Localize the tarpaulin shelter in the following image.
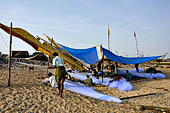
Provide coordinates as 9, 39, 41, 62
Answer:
57, 43, 162, 65
58, 44, 99, 65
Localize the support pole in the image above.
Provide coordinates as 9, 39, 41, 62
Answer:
108, 24, 110, 50
8, 22, 12, 87
101, 44, 104, 84
115, 62, 118, 74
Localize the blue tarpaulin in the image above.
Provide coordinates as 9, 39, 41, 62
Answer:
59, 44, 99, 65
57, 43, 162, 65
103, 48, 162, 64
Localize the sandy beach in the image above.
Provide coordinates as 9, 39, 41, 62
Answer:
0, 67, 170, 113
1, 0, 170, 112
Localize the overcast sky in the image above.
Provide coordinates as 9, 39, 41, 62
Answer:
0, 0, 170, 58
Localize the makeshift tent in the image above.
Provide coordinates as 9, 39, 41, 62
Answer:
56, 43, 162, 65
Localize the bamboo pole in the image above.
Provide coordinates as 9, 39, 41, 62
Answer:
120, 93, 156, 100
8, 22, 12, 86
101, 44, 104, 84
108, 24, 110, 50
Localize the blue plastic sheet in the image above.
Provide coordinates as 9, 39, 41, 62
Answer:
103, 48, 162, 64
59, 44, 99, 64
57, 43, 162, 65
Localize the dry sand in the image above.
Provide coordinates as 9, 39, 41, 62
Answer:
0, 67, 170, 113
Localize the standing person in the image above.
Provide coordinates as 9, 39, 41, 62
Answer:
96, 61, 101, 72
135, 64, 139, 72
49, 52, 67, 98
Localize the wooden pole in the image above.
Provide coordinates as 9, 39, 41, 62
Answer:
8, 22, 12, 87
108, 24, 110, 50
115, 62, 118, 74
46, 38, 53, 74
108, 36, 110, 51
120, 93, 157, 100
101, 44, 104, 84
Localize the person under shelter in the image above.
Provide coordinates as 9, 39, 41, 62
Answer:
47, 72, 57, 88
84, 75, 94, 86
135, 64, 139, 72
126, 70, 132, 80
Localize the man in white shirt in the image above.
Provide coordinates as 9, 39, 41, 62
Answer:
49, 52, 67, 98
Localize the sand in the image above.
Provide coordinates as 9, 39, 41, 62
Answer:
0, 67, 170, 113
